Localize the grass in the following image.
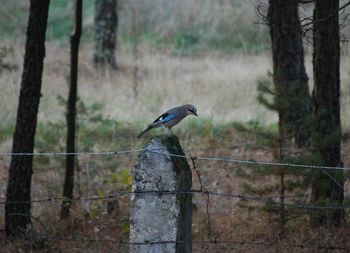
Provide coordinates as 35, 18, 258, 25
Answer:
2, 40, 350, 131
0, 1, 270, 53
1, 41, 350, 247
2, 1, 350, 251
0, 41, 278, 131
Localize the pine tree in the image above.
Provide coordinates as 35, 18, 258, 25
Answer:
239, 0, 315, 227
93, 0, 118, 69
268, 0, 311, 148
5, 0, 50, 237
61, 0, 83, 219
310, 0, 344, 226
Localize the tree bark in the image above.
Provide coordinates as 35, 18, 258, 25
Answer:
268, 0, 311, 147
311, 0, 344, 226
61, 0, 82, 219
5, 0, 50, 237
93, 0, 118, 69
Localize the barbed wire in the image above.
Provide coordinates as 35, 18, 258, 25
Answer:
0, 147, 346, 195
1, 190, 349, 210
0, 147, 349, 172
6, 235, 350, 252
2, 148, 350, 251
0, 149, 144, 157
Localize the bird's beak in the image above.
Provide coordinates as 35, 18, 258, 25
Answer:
189, 109, 198, 116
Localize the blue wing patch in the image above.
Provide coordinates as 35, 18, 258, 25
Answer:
153, 113, 177, 124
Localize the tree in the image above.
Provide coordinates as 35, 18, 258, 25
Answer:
247, 0, 312, 237
268, 0, 311, 148
5, 0, 50, 237
310, 0, 344, 226
61, 0, 82, 219
93, 0, 118, 69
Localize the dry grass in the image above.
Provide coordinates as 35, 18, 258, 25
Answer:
2, 41, 350, 252
1, 41, 278, 127
2, 41, 350, 127
1, 2, 350, 252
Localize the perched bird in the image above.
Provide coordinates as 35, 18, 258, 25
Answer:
137, 104, 198, 138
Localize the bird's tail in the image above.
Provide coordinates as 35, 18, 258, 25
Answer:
136, 126, 154, 138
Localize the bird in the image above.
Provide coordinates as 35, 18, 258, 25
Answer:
137, 104, 198, 138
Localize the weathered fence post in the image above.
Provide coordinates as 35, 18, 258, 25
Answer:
130, 134, 192, 253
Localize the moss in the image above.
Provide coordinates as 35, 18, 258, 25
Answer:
155, 134, 192, 252
156, 134, 191, 176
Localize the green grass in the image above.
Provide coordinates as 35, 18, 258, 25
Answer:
0, 1, 269, 53
0, 1, 95, 41
123, 27, 270, 55
46, 0, 94, 41
0, 115, 249, 155
0, 123, 14, 142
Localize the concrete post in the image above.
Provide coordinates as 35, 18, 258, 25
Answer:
130, 134, 192, 253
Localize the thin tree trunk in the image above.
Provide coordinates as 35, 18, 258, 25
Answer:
132, 7, 139, 97
279, 170, 285, 239
93, 0, 118, 69
5, 0, 50, 237
276, 123, 286, 239
268, 0, 311, 147
268, 0, 311, 235
61, 0, 82, 219
311, 0, 344, 226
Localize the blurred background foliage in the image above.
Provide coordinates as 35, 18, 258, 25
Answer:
0, 0, 270, 53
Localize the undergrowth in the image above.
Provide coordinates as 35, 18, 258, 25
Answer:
0, 1, 269, 54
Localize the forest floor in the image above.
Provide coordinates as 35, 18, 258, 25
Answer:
1, 42, 350, 252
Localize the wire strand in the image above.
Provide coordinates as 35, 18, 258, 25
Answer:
5, 236, 349, 251
1, 190, 349, 210
0, 147, 349, 171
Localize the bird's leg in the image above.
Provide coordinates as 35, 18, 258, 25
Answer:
160, 125, 167, 134
161, 125, 173, 135
166, 127, 174, 135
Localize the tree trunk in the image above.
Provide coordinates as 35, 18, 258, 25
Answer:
5, 0, 50, 237
311, 0, 344, 226
61, 0, 82, 219
268, 0, 311, 147
93, 0, 118, 69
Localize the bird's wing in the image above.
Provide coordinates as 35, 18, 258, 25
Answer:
152, 113, 177, 125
